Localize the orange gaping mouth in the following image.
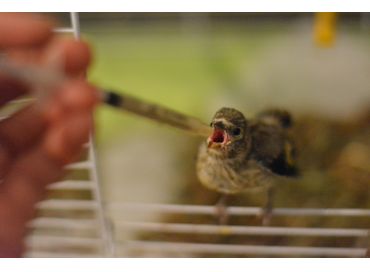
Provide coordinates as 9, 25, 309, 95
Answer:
208, 128, 229, 148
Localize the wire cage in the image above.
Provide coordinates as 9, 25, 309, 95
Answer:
21, 12, 114, 257
5, 12, 368, 258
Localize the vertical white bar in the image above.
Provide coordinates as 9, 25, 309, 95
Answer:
88, 144, 116, 256
70, 12, 81, 39
70, 12, 115, 256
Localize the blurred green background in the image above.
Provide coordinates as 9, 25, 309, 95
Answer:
85, 15, 287, 143
75, 13, 370, 141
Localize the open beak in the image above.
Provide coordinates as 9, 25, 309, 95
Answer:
207, 128, 230, 148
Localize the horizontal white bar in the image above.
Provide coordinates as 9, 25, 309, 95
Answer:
26, 235, 102, 248
29, 217, 98, 230
53, 27, 74, 33
65, 161, 93, 169
65, 161, 93, 170
37, 199, 98, 210
48, 180, 94, 190
119, 221, 369, 238
110, 203, 370, 217
123, 241, 367, 257
25, 251, 100, 258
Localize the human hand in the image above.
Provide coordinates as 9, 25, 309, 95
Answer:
0, 13, 99, 257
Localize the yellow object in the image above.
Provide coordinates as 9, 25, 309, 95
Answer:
219, 226, 232, 235
314, 12, 337, 47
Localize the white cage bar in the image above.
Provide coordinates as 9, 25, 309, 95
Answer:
121, 241, 367, 257
119, 221, 369, 237
112, 203, 370, 257
110, 202, 370, 217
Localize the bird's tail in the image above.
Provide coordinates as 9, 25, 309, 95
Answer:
256, 109, 293, 128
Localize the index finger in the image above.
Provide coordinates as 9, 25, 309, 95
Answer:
0, 13, 52, 49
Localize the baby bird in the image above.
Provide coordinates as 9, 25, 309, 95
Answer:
196, 107, 298, 225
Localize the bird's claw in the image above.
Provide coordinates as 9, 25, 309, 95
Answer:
260, 186, 274, 226
261, 208, 273, 226
215, 202, 229, 225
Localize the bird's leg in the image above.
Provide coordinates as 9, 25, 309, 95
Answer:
215, 194, 229, 225
261, 186, 275, 226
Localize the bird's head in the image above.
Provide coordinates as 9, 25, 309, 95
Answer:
207, 107, 250, 157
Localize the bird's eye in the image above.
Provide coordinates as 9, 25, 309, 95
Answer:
210, 122, 213, 127
231, 127, 241, 136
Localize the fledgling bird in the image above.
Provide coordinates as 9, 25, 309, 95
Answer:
196, 107, 298, 225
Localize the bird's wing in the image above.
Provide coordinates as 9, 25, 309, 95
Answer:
256, 109, 293, 128
249, 122, 299, 177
